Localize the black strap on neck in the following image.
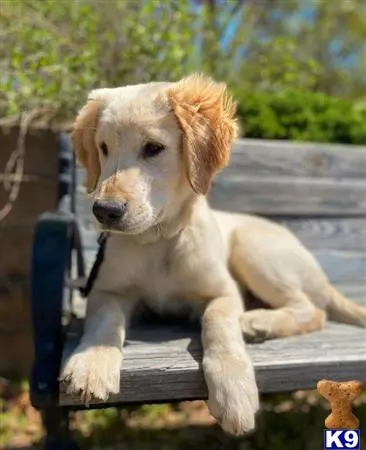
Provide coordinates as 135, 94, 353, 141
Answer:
80, 232, 109, 298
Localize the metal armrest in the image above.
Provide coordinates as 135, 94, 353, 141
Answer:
30, 211, 84, 409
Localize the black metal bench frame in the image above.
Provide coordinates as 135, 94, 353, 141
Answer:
30, 134, 85, 449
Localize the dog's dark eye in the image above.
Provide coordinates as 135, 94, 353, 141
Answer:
142, 142, 165, 159
100, 142, 108, 157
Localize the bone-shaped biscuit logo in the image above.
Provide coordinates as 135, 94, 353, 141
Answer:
317, 379, 364, 429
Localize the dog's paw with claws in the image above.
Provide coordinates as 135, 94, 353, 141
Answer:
203, 352, 260, 436
60, 345, 122, 404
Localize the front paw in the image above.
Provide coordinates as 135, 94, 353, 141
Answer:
61, 345, 122, 403
203, 353, 259, 436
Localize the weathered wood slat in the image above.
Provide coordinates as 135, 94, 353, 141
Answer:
0, 179, 59, 226
0, 125, 60, 177
77, 188, 366, 222
210, 175, 366, 216
74, 139, 366, 218
73, 140, 366, 182
78, 218, 366, 252
60, 322, 366, 406
230, 139, 366, 179
0, 227, 35, 274
312, 250, 365, 284
75, 181, 366, 220
276, 217, 366, 251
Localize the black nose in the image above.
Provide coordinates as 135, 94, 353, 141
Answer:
92, 199, 127, 225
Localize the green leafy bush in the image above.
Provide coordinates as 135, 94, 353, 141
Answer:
1, 1, 365, 144
235, 89, 366, 144
0, 0, 196, 120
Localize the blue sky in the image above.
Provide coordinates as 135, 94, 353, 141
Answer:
193, 1, 361, 69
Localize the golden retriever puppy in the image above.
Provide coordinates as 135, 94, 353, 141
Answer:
62, 74, 366, 436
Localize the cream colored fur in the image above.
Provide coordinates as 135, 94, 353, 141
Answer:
62, 74, 366, 436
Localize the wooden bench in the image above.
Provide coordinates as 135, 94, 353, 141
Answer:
30, 137, 366, 449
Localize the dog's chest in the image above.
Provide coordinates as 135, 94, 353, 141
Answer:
100, 233, 216, 314
136, 245, 200, 313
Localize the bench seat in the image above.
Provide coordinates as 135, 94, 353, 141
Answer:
31, 137, 366, 420
60, 320, 366, 407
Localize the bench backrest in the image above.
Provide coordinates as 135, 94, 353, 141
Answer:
211, 139, 366, 216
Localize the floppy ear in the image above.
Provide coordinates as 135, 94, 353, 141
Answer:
71, 96, 103, 193
167, 74, 238, 195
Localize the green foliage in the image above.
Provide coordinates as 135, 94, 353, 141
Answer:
235, 89, 366, 144
0, 0, 197, 119
1, 0, 365, 145
198, 0, 366, 99
234, 37, 322, 93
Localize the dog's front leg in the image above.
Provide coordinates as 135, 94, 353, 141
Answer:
201, 292, 259, 436
61, 291, 136, 403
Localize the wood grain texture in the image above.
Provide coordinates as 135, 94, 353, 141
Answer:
77, 182, 366, 218
0, 227, 37, 275
210, 175, 366, 216
212, 140, 366, 216
80, 169, 364, 217
74, 138, 366, 218
73, 139, 366, 181
76, 176, 366, 219
0, 179, 59, 226
0, 125, 60, 177
0, 277, 33, 377
59, 322, 366, 406
312, 250, 365, 284
276, 217, 366, 251
230, 139, 366, 179
78, 218, 366, 252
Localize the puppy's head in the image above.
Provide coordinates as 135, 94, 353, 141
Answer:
72, 74, 238, 234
